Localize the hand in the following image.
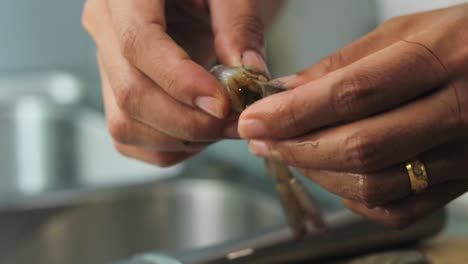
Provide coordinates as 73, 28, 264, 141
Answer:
239, 4, 468, 228
82, 0, 278, 166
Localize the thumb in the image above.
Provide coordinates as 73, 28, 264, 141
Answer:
209, 0, 268, 73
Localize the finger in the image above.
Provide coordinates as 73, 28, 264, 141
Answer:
275, 27, 399, 88
92, 3, 229, 141
114, 142, 195, 168
298, 140, 468, 207
101, 55, 227, 142
240, 39, 449, 139
248, 81, 463, 172
108, 0, 230, 118
343, 180, 468, 229
210, 0, 268, 72
98, 56, 211, 152
271, 6, 457, 88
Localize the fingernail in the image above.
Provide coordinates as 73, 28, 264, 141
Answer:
223, 121, 240, 138
272, 74, 298, 87
238, 118, 268, 138
249, 140, 270, 157
375, 206, 391, 215
242, 50, 269, 76
195, 96, 223, 119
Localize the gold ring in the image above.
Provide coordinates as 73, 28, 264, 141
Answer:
405, 159, 429, 194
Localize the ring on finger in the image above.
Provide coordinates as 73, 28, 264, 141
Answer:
405, 159, 429, 194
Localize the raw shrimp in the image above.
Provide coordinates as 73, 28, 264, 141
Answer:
211, 65, 326, 238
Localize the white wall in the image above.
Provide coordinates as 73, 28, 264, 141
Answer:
0, 0, 376, 75
0, 0, 102, 107
377, 0, 468, 22
267, 0, 377, 77
0, 0, 95, 73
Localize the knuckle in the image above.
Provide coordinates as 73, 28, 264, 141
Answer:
114, 78, 141, 115
119, 24, 140, 62
108, 115, 131, 144
281, 94, 303, 134
356, 175, 378, 205
317, 50, 346, 74
331, 73, 376, 120
343, 131, 380, 172
230, 15, 265, 46
163, 74, 177, 95
163, 60, 189, 96
400, 39, 447, 80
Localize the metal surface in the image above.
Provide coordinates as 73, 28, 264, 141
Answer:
120, 210, 445, 264
0, 72, 181, 209
0, 178, 284, 264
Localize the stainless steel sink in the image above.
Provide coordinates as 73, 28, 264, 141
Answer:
0, 177, 284, 264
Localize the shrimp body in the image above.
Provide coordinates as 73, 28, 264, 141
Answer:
211, 65, 326, 238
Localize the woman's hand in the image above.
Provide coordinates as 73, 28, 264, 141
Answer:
239, 4, 468, 228
82, 0, 279, 166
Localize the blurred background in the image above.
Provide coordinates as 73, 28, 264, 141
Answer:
0, 1, 467, 264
